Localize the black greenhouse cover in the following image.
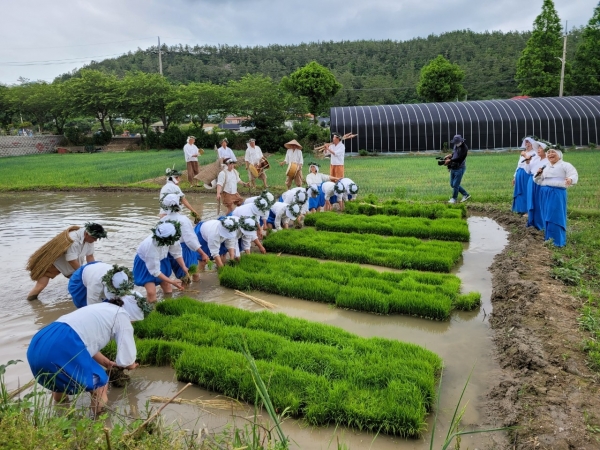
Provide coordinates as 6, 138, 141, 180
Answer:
330, 96, 600, 152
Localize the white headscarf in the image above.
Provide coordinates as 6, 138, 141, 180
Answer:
162, 193, 181, 208
546, 148, 563, 159
156, 222, 176, 238
122, 292, 144, 321
521, 137, 537, 150
285, 203, 302, 220
537, 141, 547, 150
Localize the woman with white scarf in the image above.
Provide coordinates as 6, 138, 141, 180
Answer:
523, 141, 548, 230
534, 148, 578, 247
512, 137, 538, 214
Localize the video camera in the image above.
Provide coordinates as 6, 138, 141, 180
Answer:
435, 156, 450, 166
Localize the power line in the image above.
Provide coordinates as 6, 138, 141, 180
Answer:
0, 37, 157, 51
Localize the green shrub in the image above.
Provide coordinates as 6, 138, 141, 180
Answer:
262, 228, 464, 273
304, 213, 470, 241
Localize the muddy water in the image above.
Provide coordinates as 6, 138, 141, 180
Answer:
0, 192, 508, 449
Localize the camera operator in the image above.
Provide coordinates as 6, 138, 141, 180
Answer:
444, 135, 471, 204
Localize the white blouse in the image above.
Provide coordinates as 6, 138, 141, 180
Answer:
161, 212, 201, 252
218, 146, 236, 162
136, 235, 182, 277
53, 228, 95, 277
245, 146, 263, 165
57, 302, 136, 367
199, 220, 237, 257
269, 202, 290, 230
281, 187, 306, 205
183, 143, 199, 162
217, 169, 241, 194
159, 181, 185, 215
524, 155, 548, 175
284, 149, 303, 165
306, 172, 330, 185
514, 150, 536, 177
534, 160, 578, 188
81, 262, 113, 305
327, 142, 345, 165
321, 181, 338, 201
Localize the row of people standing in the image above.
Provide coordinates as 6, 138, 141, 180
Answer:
512, 137, 578, 247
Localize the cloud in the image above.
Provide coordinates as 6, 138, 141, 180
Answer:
0, 0, 596, 84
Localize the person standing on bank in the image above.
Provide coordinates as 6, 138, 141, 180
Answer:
217, 158, 250, 215
524, 141, 548, 230
183, 136, 201, 188
444, 135, 470, 204
26, 223, 107, 301
217, 138, 236, 165
533, 148, 578, 247
280, 139, 304, 188
245, 138, 268, 188
512, 137, 538, 214
323, 133, 345, 178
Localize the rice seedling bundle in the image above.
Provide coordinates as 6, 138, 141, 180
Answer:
304, 213, 469, 241
344, 200, 465, 219
112, 298, 442, 437
262, 228, 464, 273
218, 254, 479, 319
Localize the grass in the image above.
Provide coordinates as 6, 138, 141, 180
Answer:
344, 199, 466, 219
117, 298, 443, 437
263, 228, 464, 272
0, 150, 598, 212
304, 212, 470, 242
219, 254, 480, 320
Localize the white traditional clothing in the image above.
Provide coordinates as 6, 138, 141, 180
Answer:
136, 236, 182, 278
284, 148, 303, 165
80, 262, 112, 306
327, 142, 345, 166
217, 169, 242, 194
524, 155, 547, 175
183, 143, 199, 162
231, 203, 263, 222
534, 160, 578, 188
268, 202, 291, 231
306, 172, 330, 185
321, 181, 338, 202
159, 180, 185, 215
245, 144, 263, 166
218, 146, 236, 162
198, 220, 238, 258
53, 228, 95, 277
281, 187, 308, 205
56, 302, 136, 367
161, 212, 201, 252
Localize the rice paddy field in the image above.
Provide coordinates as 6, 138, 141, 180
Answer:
0, 149, 598, 211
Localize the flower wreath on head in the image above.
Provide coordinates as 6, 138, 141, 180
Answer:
294, 189, 308, 204
260, 190, 276, 207
135, 293, 153, 318
220, 216, 239, 233
254, 195, 270, 212
308, 161, 320, 172
287, 202, 302, 219
165, 165, 182, 178
101, 264, 135, 298
334, 182, 345, 195
160, 193, 182, 213
84, 222, 108, 239
348, 183, 359, 194
151, 220, 182, 246
307, 185, 319, 198
239, 216, 258, 232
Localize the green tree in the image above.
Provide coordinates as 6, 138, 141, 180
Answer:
0, 85, 16, 134
416, 55, 466, 102
174, 82, 231, 127
8, 82, 55, 133
67, 70, 120, 133
515, 0, 567, 97
281, 61, 341, 121
572, 2, 600, 95
47, 82, 73, 135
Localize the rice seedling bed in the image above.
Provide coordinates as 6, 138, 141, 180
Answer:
263, 228, 464, 272
304, 213, 470, 242
116, 298, 442, 437
219, 254, 480, 319
344, 200, 466, 219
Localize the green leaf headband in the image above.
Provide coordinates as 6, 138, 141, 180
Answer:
260, 190, 276, 207
294, 189, 308, 204
287, 202, 302, 219
334, 182, 345, 195
84, 222, 107, 239
254, 195, 271, 212
160, 193, 182, 213
220, 216, 239, 233
151, 220, 182, 246
239, 216, 258, 232
101, 264, 135, 298
136, 294, 153, 318
348, 183, 359, 194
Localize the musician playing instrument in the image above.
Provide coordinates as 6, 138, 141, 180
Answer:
217, 159, 249, 215
280, 139, 303, 188
218, 138, 237, 166
323, 133, 345, 178
244, 139, 268, 188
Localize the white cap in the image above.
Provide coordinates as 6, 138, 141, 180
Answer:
286, 203, 302, 220
111, 271, 129, 289
156, 222, 176, 238
122, 292, 144, 321
239, 217, 258, 236
162, 193, 180, 208
218, 216, 238, 239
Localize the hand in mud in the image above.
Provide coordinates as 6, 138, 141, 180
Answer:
172, 279, 184, 290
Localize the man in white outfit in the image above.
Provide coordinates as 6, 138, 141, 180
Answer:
245, 139, 268, 188
183, 136, 201, 187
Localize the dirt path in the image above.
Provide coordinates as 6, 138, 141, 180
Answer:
473, 205, 600, 450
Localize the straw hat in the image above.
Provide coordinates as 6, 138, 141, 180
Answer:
284, 139, 302, 149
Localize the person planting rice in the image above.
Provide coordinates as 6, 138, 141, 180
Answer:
338, 177, 359, 211
523, 140, 548, 230
534, 147, 578, 247
133, 221, 186, 303
159, 167, 200, 219
194, 216, 240, 268
26, 288, 150, 417
233, 195, 271, 239
305, 162, 335, 212
266, 202, 302, 231
280, 139, 304, 188
237, 216, 267, 255
68, 262, 129, 308
26, 222, 107, 302
321, 180, 346, 211
306, 184, 322, 213
280, 186, 309, 221
217, 158, 250, 215
160, 194, 209, 282
512, 137, 538, 214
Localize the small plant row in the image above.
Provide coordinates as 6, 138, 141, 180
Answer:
304, 213, 470, 242
263, 228, 464, 272
111, 298, 443, 437
344, 199, 466, 219
219, 254, 480, 319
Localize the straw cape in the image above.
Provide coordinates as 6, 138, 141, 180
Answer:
26, 226, 81, 281
284, 139, 302, 149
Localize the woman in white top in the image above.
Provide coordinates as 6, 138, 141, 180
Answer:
321, 180, 346, 211
512, 137, 538, 214
524, 141, 548, 230
339, 177, 359, 210
133, 221, 185, 303
183, 136, 201, 187
217, 138, 236, 165
280, 139, 304, 188
534, 148, 578, 247
159, 167, 199, 218
266, 202, 302, 231
233, 196, 270, 239
217, 159, 250, 214
27, 290, 148, 415
68, 261, 114, 308
194, 217, 240, 268
237, 216, 267, 255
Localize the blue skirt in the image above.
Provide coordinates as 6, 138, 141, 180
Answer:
27, 322, 108, 394
267, 210, 277, 226
278, 195, 284, 202
512, 168, 529, 214
539, 186, 568, 247
194, 222, 228, 259
168, 242, 198, 279
133, 255, 172, 286
308, 183, 326, 210
526, 177, 544, 230
68, 261, 101, 308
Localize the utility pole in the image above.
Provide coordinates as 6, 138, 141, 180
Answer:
558, 21, 567, 97
158, 36, 163, 76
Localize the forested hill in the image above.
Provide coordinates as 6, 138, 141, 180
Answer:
59, 29, 581, 106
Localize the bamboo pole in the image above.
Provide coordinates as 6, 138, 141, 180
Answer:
234, 290, 277, 309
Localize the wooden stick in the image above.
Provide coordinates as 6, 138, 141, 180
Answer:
8, 379, 35, 399
234, 290, 277, 309
149, 395, 245, 411
124, 382, 192, 439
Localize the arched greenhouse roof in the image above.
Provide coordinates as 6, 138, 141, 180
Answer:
330, 96, 600, 152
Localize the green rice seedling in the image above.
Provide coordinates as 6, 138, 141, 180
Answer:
219, 254, 477, 319
343, 200, 465, 219
453, 292, 482, 311
304, 213, 470, 241
263, 228, 464, 273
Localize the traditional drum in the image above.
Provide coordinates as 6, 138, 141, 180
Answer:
256, 156, 270, 174
248, 164, 259, 178
286, 162, 300, 178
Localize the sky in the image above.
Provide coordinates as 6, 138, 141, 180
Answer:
0, 0, 597, 85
